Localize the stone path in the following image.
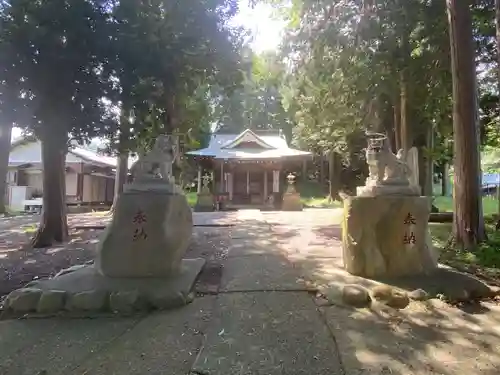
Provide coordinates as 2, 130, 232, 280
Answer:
2, 209, 500, 374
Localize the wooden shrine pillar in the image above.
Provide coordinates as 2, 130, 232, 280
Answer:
263, 170, 268, 200
272, 170, 280, 193
246, 170, 250, 195
220, 162, 224, 193
197, 167, 202, 194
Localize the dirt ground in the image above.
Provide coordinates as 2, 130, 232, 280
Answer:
0, 213, 232, 298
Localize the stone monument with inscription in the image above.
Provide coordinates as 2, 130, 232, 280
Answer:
3, 135, 205, 316
342, 133, 438, 278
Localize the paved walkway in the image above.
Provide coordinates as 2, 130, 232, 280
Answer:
1, 209, 500, 375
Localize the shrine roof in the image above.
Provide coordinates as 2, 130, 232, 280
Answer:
186, 129, 312, 160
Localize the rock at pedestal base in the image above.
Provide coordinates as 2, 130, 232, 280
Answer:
3, 259, 205, 316
282, 192, 303, 211
96, 189, 192, 278
342, 196, 438, 278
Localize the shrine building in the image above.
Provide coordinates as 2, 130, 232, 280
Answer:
186, 129, 312, 208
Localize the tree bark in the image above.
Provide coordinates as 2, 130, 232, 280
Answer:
423, 126, 434, 196
302, 159, 308, 180
447, 0, 487, 247
110, 152, 128, 212
393, 93, 402, 150
328, 151, 341, 201
495, 0, 500, 223
31, 132, 68, 248
319, 153, 325, 185
0, 123, 13, 213
441, 162, 450, 196
400, 74, 411, 150
399, 17, 412, 151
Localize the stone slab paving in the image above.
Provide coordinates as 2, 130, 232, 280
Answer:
220, 255, 308, 292
0, 317, 140, 375
322, 300, 500, 375
2, 209, 500, 375
192, 291, 343, 375
75, 297, 216, 375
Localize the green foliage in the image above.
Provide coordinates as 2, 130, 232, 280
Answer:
0, 0, 113, 143
432, 221, 500, 269
214, 49, 292, 137
1, 0, 244, 150
101, 0, 245, 153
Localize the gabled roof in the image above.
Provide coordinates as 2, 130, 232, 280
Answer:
9, 136, 137, 169
186, 128, 312, 160
220, 129, 274, 149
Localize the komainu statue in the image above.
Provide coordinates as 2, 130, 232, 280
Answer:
357, 133, 420, 197
128, 135, 181, 192
133, 135, 177, 184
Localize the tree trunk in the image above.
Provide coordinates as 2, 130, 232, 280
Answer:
495, 0, 500, 224
0, 123, 13, 213
110, 152, 128, 213
328, 151, 341, 201
302, 159, 308, 180
31, 132, 68, 248
394, 94, 402, 150
447, 0, 487, 247
424, 126, 434, 196
399, 19, 412, 151
319, 154, 325, 185
442, 162, 450, 196
400, 75, 411, 151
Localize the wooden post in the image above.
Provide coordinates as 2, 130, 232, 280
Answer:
197, 167, 202, 194
273, 170, 280, 193
229, 172, 233, 201
263, 170, 268, 202
220, 163, 224, 193
246, 169, 250, 195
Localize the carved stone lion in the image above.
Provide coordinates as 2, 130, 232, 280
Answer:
365, 138, 410, 186
133, 135, 178, 184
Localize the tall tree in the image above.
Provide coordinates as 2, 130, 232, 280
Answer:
0, 0, 115, 247
447, 0, 487, 246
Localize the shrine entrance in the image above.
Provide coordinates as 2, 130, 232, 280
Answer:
186, 129, 312, 210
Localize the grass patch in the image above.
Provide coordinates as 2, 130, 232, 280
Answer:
22, 224, 38, 234
296, 180, 342, 208
185, 191, 197, 207
430, 221, 500, 280
434, 196, 499, 216
300, 196, 342, 208
183, 182, 343, 209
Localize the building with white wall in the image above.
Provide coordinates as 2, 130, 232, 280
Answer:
6, 137, 123, 211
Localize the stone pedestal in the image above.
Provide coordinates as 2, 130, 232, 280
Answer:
194, 188, 214, 212
3, 136, 206, 317
281, 191, 303, 211
342, 196, 438, 278
96, 189, 193, 278
281, 174, 303, 211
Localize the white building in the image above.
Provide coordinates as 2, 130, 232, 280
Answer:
6, 137, 128, 211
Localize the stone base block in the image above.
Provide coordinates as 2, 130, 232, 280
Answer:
3, 259, 205, 317
342, 196, 438, 278
96, 190, 193, 278
194, 193, 215, 212
282, 192, 303, 211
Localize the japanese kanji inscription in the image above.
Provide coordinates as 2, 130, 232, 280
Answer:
403, 212, 416, 244
133, 209, 148, 241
